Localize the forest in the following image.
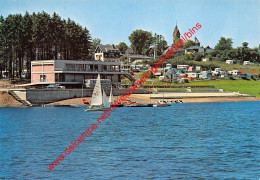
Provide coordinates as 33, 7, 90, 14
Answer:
0, 11, 92, 79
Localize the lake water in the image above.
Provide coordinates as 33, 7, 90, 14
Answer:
0, 101, 259, 179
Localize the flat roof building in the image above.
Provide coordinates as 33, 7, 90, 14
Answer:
31, 60, 126, 87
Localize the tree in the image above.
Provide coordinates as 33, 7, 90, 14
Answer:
174, 37, 181, 45
194, 53, 203, 61
182, 40, 195, 49
117, 42, 128, 54
154, 34, 167, 55
214, 37, 233, 51
242, 42, 249, 48
92, 38, 101, 51
129, 29, 153, 54
0, 12, 92, 79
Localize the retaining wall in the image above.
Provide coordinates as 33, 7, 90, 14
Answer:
24, 88, 150, 104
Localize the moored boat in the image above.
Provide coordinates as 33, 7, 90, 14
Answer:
153, 103, 170, 107
85, 74, 110, 111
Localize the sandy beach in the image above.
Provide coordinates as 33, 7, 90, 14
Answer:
48, 94, 260, 106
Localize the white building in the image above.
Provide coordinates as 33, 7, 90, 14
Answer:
94, 44, 121, 61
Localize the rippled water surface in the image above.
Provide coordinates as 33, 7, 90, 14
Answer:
0, 101, 259, 179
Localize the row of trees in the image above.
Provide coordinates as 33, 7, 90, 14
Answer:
210, 37, 260, 63
171, 37, 260, 63
0, 11, 92, 79
123, 29, 260, 64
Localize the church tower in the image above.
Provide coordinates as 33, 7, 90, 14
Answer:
173, 25, 180, 44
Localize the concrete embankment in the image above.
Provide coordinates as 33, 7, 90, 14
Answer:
1, 86, 259, 107
10, 88, 151, 105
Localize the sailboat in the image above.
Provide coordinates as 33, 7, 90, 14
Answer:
108, 86, 124, 107
85, 74, 110, 111
108, 86, 114, 104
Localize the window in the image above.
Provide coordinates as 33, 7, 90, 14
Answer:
40, 75, 46, 82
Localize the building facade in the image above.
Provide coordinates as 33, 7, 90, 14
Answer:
94, 44, 121, 61
31, 60, 125, 87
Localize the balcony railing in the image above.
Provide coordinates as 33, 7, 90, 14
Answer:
55, 68, 64, 71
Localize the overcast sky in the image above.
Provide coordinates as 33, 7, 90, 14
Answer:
1, 0, 259, 48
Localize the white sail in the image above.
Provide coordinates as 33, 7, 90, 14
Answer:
108, 86, 115, 103
102, 89, 110, 108
90, 74, 102, 106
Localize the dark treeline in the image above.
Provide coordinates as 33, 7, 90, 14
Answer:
0, 11, 92, 79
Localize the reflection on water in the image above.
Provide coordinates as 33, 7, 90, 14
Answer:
0, 101, 259, 179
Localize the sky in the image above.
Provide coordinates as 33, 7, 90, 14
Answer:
0, 0, 260, 48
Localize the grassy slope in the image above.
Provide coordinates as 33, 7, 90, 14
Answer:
186, 79, 260, 97
122, 75, 260, 97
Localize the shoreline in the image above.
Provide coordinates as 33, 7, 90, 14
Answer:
40, 95, 260, 106
0, 92, 259, 107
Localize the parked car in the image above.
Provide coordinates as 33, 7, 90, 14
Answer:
45, 84, 65, 89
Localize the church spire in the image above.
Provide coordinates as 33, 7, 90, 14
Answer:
173, 23, 180, 44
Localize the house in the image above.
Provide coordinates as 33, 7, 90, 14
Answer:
204, 46, 214, 53
185, 37, 213, 54
122, 47, 152, 63
124, 47, 134, 56
186, 45, 205, 53
29, 59, 126, 88
94, 44, 121, 61
162, 47, 185, 57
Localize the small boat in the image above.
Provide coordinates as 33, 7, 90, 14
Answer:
122, 97, 138, 105
82, 99, 90, 104
157, 100, 171, 104
153, 88, 170, 107
175, 99, 183, 103
153, 103, 170, 107
156, 100, 183, 104
85, 74, 110, 111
